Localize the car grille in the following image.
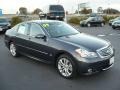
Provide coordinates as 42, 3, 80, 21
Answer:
0, 25, 7, 27
97, 45, 113, 58
89, 59, 110, 71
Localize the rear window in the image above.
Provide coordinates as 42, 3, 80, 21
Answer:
50, 5, 64, 11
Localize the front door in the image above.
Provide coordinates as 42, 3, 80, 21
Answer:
28, 23, 50, 61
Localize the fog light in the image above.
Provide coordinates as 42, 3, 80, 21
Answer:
88, 69, 92, 73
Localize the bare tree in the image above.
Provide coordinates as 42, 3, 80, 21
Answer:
19, 7, 28, 15
32, 8, 42, 15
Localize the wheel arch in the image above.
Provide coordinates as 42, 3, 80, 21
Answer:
54, 50, 75, 67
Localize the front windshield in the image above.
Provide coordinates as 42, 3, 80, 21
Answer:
86, 17, 94, 21
41, 22, 80, 38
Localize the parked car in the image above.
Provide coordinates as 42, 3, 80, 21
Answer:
109, 17, 120, 26
80, 17, 105, 27
5, 20, 114, 78
0, 18, 11, 32
39, 5, 65, 21
112, 20, 120, 29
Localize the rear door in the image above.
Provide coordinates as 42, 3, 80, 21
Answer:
15, 23, 31, 54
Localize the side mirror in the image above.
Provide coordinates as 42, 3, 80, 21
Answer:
35, 34, 47, 41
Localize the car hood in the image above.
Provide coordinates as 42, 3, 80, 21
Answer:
56, 33, 109, 51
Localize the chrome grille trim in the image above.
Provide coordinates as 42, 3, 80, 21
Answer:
97, 45, 113, 58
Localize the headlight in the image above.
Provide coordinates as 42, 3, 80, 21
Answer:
80, 21, 83, 24
75, 48, 98, 58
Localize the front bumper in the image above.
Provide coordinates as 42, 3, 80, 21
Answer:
112, 25, 120, 28
76, 56, 114, 75
0, 26, 10, 32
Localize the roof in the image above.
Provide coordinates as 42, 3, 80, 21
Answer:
27, 20, 62, 24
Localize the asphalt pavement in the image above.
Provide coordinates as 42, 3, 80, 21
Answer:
0, 25, 120, 90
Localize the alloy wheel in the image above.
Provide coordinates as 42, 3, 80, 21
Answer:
10, 43, 17, 56
58, 58, 73, 77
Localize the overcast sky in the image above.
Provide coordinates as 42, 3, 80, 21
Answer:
0, 0, 120, 14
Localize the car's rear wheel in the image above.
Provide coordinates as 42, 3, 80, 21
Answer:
56, 54, 77, 78
101, 23, 104, 27
9, 42, 19, 57
87, 23, 91, 27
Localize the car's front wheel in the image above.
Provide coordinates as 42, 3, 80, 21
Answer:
112, 26, 116, 29
56, 54, 77, 78
9, 42, 19, 57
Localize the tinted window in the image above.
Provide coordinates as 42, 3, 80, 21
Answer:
30, 23, 44, 37
50, 5, 64, 11
17, 24, 28, 35
41, 22, 79, 38
0, 19, 8, 23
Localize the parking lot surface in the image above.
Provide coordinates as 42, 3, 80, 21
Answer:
0, 25, 120, 90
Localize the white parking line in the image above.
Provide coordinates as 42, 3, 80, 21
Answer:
97, 34, 106, 37
97, 33, 120, 37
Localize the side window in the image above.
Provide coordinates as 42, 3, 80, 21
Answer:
30, 23, 44, 37
17, 24, 28, 35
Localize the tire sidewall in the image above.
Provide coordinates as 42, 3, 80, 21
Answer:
101, 23, 104, 27
9, 42, 18, 57
56, 54, 77, 78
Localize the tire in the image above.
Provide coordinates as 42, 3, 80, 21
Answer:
109, 23, 111, 26
101, 23, 104, 27
112, 26, 116, 29
9, 42, 19, 57
87, 23, 91, 27
56, 54, 77, 78
80, 24, 84, 27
